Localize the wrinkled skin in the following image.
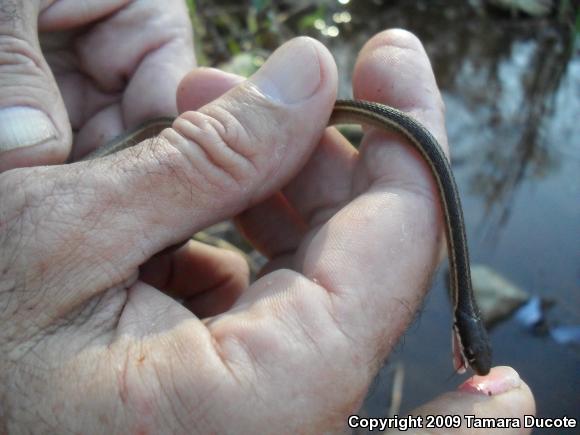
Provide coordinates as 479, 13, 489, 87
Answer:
0, 1, 534, 434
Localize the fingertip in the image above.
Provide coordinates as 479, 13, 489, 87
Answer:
352, 28, 447, 151
249, 36, 337, 105
410, 366, 535, 434
0, 25, 72, 170
459, 366, 521, 396
180, 244, 250, 318
352, 28, 442, 111
359, 28, 425, 58
300, 36, 339, 99
142, 240, 250, 318
178, 36, 338, 115
458, 365, 536, 415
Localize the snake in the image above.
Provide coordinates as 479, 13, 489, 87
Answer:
82, 99, 492, 376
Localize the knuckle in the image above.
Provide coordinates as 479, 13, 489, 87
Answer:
170, 108, 261, 191
0, 34, 47, 85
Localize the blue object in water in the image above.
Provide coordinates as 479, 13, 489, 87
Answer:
550, 326, 580, 345
514, 296, 543, 327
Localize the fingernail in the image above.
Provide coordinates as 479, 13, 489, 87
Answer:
250, 37, 322, 104
0, 106, 57, 152
458, 366, 521, 396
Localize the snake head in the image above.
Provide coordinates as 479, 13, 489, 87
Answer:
453, 309, 492, 376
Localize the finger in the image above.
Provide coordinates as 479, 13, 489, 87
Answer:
179, 68, 314, 259
236, 128, 357, 260
74, 0, 194, 122
387, 367, 535, 435
48, 1, 195, 159
298, 30, 450, 360
179, 68, 311, 262
5, 37, 337, 324
354, 29, 448, 151
140, 240, 249, 318
0, 1, 71, 172
281, 128, 358, 225
71, 67, 240, 160
235, 192, 308, 258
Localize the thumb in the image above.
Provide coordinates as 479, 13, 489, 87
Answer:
388, 367, 535, 435
0, 1, 70, 172
4, 37, 337, 323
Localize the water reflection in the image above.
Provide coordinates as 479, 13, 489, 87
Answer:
323, 1, 577, 233
460, 30, 572, 229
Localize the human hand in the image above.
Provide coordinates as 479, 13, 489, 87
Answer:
185, 30, 536, 434
0, 1, 534, 431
